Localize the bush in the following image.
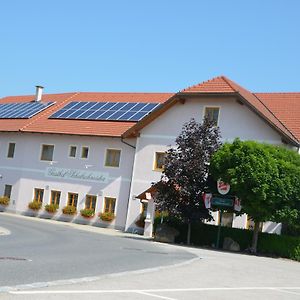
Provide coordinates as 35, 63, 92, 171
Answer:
291, 245, 300, 261
28, 201, 42, 210
99, 212, 115, 222
0, 196, 10, 206
45, 203, 59, 213
258, 232, 300, 261
80, 208, 95, 218
62, 205, 77, 215
154, 216, 300, 261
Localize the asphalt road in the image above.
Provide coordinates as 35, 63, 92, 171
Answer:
0, 214, 195, 288
1, 214, 300, 300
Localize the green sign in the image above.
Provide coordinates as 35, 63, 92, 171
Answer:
211, 197, 233, 207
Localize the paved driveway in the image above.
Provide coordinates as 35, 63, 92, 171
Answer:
0, 213, 195, 289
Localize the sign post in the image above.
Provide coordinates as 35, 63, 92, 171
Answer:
203, 182, 241, 249
216, 210, 223, 249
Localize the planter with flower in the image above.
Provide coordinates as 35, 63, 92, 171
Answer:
80, 208, 95, 218
45, 203, 59, 213
62, 205, 77, 215
0, 196, 10, 207
99, 212, 115, 222
28, 200, 42, 211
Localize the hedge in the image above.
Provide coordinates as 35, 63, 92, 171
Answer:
154, 216, 300, 261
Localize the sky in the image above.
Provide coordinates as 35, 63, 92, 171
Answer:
1, 0, 300, 97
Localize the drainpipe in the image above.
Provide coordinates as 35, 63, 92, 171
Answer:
121, 137, 136, 232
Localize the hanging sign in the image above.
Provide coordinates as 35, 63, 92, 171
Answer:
211, 197, 234, 207
217, 180, 230, 195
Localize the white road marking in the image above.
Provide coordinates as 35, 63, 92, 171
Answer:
9, 286, 300, 295
0, 256, 200, 293
137, 291, 178, 300
275, 288, 300, 296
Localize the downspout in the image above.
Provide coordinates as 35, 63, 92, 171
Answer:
121, 136, 136, 232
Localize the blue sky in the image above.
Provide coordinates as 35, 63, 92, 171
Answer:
1, 0, 300, 97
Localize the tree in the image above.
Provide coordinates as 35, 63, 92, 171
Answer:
155, 118, 221, 244
210, 139, 300, 252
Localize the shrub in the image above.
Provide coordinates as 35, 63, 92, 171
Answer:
258, 232, 300, 261
0, 196, 10, 206
291, 245, 300, 262
45, 203, 59, 213
99, 212, 115, 222
80, 208, 95, 218
62, 205, 77, 215
28, 201, 42, 210
154, 216, 300, 261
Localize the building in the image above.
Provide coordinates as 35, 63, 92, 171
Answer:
0, 76, 299, 235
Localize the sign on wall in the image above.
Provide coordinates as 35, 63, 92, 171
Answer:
45, 167, 109, 183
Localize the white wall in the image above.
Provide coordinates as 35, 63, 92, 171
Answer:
125, 96, 284, 231
0, 132, 136, 230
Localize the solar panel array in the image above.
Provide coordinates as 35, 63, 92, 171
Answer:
0, 102, 54, 119
49, 102, 161, 121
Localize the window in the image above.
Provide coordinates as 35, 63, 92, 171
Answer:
154, 152, 165, 171
68, 192, 78, 208
105, 149, 121, 167
104, 197, 116, 214
34, 188, 44, 203
85, 195, 97, 211
7, 143, 15, 158
4, 184, 12, 198
50, 190, 61, 205
41, 144, 54, 161
69, 146, 77, 158
204, 107, 220, 125
81, 146, 89, 159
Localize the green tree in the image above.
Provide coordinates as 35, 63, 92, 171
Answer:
155, 118, 221, 244
210, 139, 300, 252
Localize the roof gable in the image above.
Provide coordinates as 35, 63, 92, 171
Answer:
123, 76, 299, 146
181, 76, 236, 93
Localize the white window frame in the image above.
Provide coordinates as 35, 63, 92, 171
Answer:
80, 146, 89, 159
7, 141, 16, 159
203, 106, 221, 126
104, 148, 122, 168
68, 145, 77, 158
40, 144, 55, 162
153, 151, 166, 172
102, 196, 117, 215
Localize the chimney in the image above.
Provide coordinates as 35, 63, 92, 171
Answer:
35, 85, 44, 102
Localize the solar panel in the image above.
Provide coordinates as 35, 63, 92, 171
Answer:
49, 102, 161, 122
0, 102, 54, 119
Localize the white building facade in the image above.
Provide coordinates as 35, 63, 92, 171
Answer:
0, 76, 299, 235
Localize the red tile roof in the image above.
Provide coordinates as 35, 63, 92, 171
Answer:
0, 78, 299, 146
255, 93, 300, 141
0, 92, 173, 137
181, 76, 236, 93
